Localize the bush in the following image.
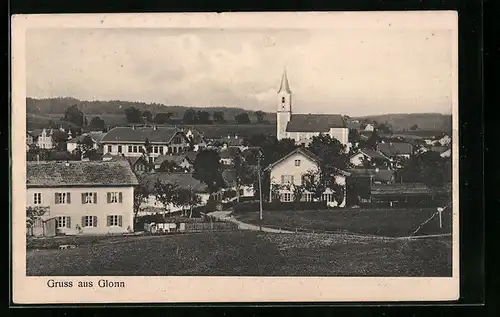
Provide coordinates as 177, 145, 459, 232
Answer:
233, 201, 327, 213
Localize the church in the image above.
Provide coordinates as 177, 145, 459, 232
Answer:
276, 70, 350, 152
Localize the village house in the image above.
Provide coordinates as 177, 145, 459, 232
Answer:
26, 160, 138, 235
100, 126, 191, 164
221, 169, 256, 201
29, 128, 56, 149
184, 128, 208, 151
67, 131, 106, 153
275, 70, 350, 152
376, 142, 413, 168
349, 149, 391, 168
265, 148, 350, 207
154, 154, 193, 171
364, 124, 375, 132
138, 172, 211, 215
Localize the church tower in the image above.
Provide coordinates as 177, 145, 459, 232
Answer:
276, 69, 292, 140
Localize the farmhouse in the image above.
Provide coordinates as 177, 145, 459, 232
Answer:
265, 147, 350, 207
26, 160, 138, 235
67, 131, 106, 153
101, 126, 190, 163
138, 172, 211, 215
349, 149, 391, 168
276, 70, 349, 151
376, 142, 413, 167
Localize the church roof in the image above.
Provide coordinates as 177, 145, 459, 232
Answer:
285, 114, 346, 132
278, 69, 291, 94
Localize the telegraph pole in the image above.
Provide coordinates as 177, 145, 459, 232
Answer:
257, 153, 263, 231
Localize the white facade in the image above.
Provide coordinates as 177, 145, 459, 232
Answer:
268, 150, 347, 207
27, 186, 135, 235
364, 124, 374, 132
35, 129, 54, 149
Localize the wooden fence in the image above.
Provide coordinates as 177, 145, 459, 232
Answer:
143, 221, 238, 234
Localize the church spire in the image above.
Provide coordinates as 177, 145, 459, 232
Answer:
278, 68, 291, 94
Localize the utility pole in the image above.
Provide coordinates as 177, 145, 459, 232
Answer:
257, 153, 263, 231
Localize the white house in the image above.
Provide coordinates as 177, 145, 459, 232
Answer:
66, 131, 106, 153
100, 126, 191, 164
26, 160, 138, 235
29, 128, 55, 149
184, 128, 208, 152
364, 124, 375, 132
349, 149, 391, 168
138, 172, 211, 215
265, 148, 350, 207
275, 70, 350, 152
437, 134, 451, 146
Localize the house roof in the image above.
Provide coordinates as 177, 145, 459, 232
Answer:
354, 149, 391, 161
286, 114, 346, 132
184, 151, 198, 162
376, 142, 413, 157
126, 156, 146, 167
154, 155, 190, 166
265, 147, 321, 170
101, 126, 184, 144
429, 146, 449, 154
371, 183, 452, 196
348, 168, 395, 183
219, 147, 241, 159
68, 131, 106, 144
139, 172, 208, 193
27, 160, 139, 187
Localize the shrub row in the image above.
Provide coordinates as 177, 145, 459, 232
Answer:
233, 201, 328, 213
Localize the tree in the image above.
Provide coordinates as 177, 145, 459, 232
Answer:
154, 180, 180, 215
232, 152, 257, 202
124, 107, 143, 123
234, 112, 251, 124
410, 124, 419, 131
175, 187, 202, 218
142, 110, 153, 122
261, 137, 297, 167
377, 123, 392, 134
213, 111, 226, 123
419, 151, 448, 200
365, 130, 381, 150
75, 135, 96, 159
159, 160, 181, 172
153, 112, 172, 124
90, 116, 106, 131
307, 134, 349, 171
141, 138, 153, 171
63, 105, 85, 126
301, 169, 326, 202
348, 128, 361, 145
196, 110, 212, 124
51, 130, 69, 151
133, 184, 149, 222
182, 109, 197, 124
26, 206, 47, 235
254, 111, 265, 123
193, 149, 225, 194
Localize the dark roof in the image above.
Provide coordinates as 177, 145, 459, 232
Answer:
376, 142, 413, 156
101, 126, 184, 144
286, 114, 346, 132
348, 168, 395, 183
219, 147, 241, 159
346, 121, 362, 130
154, 155, 190, 166
126, 156, 146, 167
27, 160, 139, 187
184, 151, 198, 162
355, 149, 390, 161
371, 183, 452, 196
68, 132, 106, 144
429, 146, 449, 154
30, 128, 54, 138
139, 172, 208, 193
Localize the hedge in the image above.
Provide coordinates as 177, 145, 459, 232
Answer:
233, 201, 328, 213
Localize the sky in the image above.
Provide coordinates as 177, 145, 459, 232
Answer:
26, 27, 453, 116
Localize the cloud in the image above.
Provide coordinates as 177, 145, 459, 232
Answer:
26, 28, 453, 116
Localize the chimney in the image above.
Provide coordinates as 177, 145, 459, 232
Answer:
153, 125, 157, 131
132, 125, 135, 130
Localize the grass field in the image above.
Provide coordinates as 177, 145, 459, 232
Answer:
233, 208, 452, 237
26, 231, 452, 276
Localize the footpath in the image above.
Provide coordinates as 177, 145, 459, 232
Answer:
207, 210, 294, 234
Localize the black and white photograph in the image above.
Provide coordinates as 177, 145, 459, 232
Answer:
12, 12, 459, 303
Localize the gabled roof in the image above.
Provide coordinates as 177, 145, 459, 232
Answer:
286, 114, 346, 132
101, 126, 184, 144
27, 160, 139, 187
67, 131, 106, 144
139, 172, 208, 193
126, 156, 146, 167
376, 142, 413, 156
348, 168, 395, 183
352, 149, 391, 161
154, 155, 190, 166
265, 148, 321, 171
30, 128, 54, 138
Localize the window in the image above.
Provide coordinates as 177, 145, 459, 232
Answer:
136, 163, 145, 172
302, 193, 312, 202
133, 146, 138, 153
118, 145, 122, 153
159, 147, 164, 155
107, 192, 123, 204
57, 216, 71, 228
128, 145, 132, 152
55, 192, 71, 204
33, 193, 42, 205
239, 189, 244, 196
281, 97, 285, 103
82, 216, 97, 227
107, 215, 123, 227
294, 159, 301, 166
107, 145, 112, 153
322, 193, 333, 202
280, 175, 294, 184
153, 146, 159, 154
81, 192, 97, 204
282, 192, 292, 202
168, 147, 172, 154
149, 157, 154, 164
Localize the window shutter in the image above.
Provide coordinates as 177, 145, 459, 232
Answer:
107, 193, 111, 203
93, 216, 98, 227
67, 193, 71, 204
119, 216, 123, 227
54, 193, 59, 204
107, 216, 111, 227
81, 216, 85, 227
94, 193, 97, 204
81, 193, 85, 204
67, 217, 71, 228
119, 192, 123, 203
